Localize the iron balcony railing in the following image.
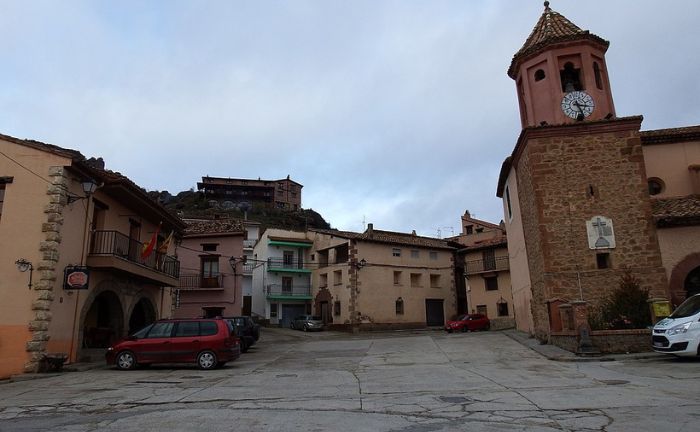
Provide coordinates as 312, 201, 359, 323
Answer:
89, 230, 180, 278
266, 284, 311, 297
242, 263, 255, 275
267, 258, 311, 272
465, 256, 510, 275
179, 274, 224, 290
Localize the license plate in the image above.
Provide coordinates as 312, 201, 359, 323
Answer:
653, 342, 663, 347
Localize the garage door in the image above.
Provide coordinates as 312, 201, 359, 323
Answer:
425, 299, 445, 327
281, 304, 307, 328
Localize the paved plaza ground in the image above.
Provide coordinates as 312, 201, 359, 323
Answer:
1, 327, 698, 431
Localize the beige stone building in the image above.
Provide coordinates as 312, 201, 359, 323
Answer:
310, 225, 457, 330
450, 212, 514, 330
644, 127, 700, 305
0, 133, 184, 378
198, 175, 302, 211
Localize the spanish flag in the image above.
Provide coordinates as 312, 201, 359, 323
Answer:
141, 223, 161, 260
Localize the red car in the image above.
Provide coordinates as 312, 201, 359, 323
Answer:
106, 318, 241, 370
445, 314, 491, 333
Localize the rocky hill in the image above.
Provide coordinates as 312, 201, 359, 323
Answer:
148, 189, 331, 232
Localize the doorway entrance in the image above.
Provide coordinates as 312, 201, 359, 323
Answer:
685, 267, 700, 298
128, 298, 156, 335
425, 299, 445, 327
83, 291, 124, 348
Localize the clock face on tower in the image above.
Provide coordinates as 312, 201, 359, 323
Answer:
561, 91, 595, 119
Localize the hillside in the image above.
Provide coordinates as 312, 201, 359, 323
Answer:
148, 189, 331, 232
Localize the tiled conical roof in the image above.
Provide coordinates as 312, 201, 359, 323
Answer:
507, 2, 609, 78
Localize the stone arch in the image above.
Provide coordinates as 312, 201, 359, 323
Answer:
314, 288, 333, 324
668, 252, 700, 306
127, 297, 158, 335
81, 290, 124, 348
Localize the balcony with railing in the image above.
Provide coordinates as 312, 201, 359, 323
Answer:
465, 256, 510, 275
87, 230, 180, 286
242, 263, 255, 276
178, 274, 225, 290
243, 239, 256, 249
267, 258, 312, 273
265, 283, 312, 300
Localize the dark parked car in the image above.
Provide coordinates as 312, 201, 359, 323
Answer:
445, 314, 491, 333
225, 316, 260, 353
106, 318, 240, 370
290, 315, 324, 331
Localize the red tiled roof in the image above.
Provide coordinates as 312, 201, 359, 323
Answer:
0, 131, 185, 231
311, 227, 454, 250
652, 195, 700, 227
508, 2, 609, 78
641, 125, 700, 145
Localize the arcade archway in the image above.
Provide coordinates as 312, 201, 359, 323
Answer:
128, 297, 157, 335
82, 291, 124, 348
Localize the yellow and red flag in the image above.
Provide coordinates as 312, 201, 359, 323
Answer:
157, 230, 174, 255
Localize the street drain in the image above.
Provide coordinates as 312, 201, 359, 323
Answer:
181, 376, 204, 379
439, 396, 470, 403
275, 374, 298, 378
599, 379, 629, 385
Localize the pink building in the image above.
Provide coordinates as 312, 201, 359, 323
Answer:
174, 219, 245, 318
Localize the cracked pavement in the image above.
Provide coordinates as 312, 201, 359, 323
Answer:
0, 328, 698, 431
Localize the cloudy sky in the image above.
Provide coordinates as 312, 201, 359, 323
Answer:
1, 1, 699, 237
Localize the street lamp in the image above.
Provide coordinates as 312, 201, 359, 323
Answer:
15, 258, 33, 289
67, 178, 99, 204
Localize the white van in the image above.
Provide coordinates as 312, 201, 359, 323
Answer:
652, 294, 700, 357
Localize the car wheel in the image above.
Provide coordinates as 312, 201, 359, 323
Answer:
116, 351, 136, 370
197, 350, 218, 370
240, 339, 249, 353
446, 329, 453, 333
303, 324, 308, 332
461, 326, 468, 333
484, 323, 491, 331
290, 323, 295, 330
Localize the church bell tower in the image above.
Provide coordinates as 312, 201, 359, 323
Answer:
508, 1, 616, 128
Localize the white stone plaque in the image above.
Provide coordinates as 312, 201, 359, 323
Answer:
586, 216, 615, 249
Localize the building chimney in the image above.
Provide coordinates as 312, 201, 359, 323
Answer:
367, 223, 373, 236
411, 230, 417, 236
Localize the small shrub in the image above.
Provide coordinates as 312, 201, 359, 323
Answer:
596, 271, 651, 330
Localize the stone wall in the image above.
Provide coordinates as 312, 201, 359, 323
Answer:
514, 119, 669, 341
551, 329, 651, 354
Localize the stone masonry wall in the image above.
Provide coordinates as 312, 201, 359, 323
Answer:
515, 142, 550, 340
25, 166, 67, 372
516, 121, 668, 340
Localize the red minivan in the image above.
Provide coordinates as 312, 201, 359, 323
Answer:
106, 318, 240, 370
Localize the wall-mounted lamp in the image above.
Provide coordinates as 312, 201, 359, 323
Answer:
353, 258, 367, 270
15, 258, 34, 289
67, 178, 99, 204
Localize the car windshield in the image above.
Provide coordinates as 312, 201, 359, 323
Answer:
457, 315, 468, 321
131, 324, 153, 339
310, 316, 322, 321
669, 295, 700, 319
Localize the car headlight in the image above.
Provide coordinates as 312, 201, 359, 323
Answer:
107, 347, 114, 351
667, 322, 692, 336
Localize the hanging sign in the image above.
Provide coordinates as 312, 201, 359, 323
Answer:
64, 266, 90, 290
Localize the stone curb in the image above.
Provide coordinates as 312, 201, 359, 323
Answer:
503, 330, 668, 362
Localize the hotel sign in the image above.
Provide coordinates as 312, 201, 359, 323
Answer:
64, 266, 90, 290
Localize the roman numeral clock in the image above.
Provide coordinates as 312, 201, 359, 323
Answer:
561, 90, 595, 120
